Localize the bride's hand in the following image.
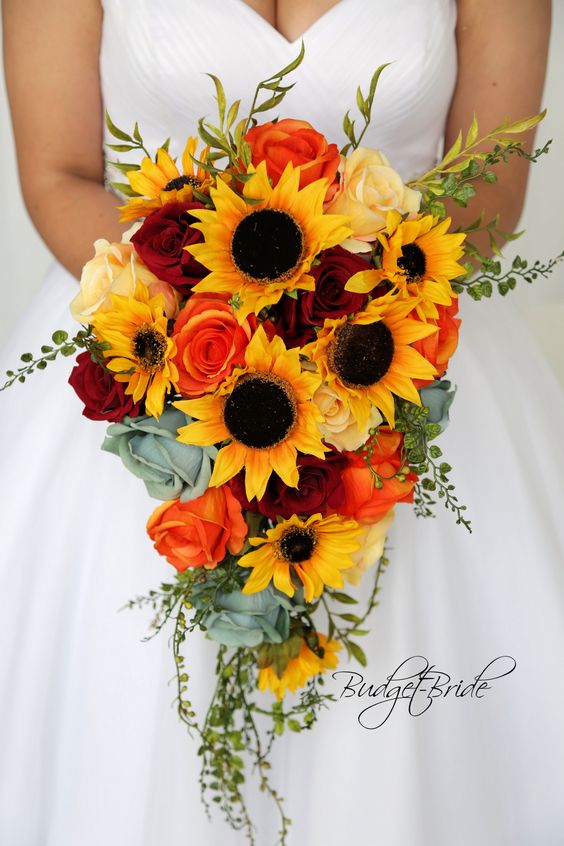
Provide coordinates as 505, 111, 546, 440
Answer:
2, 0, 125, 280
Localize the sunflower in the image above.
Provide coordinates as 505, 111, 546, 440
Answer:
174, 326, 327, 501
345, 210, 466, 320
238, 512, 361, 602
119, 137, 211, 222
303, 291, 439, 428
258, 633, 341, 700
184, 161, 352, 320
90, 283, 178, 419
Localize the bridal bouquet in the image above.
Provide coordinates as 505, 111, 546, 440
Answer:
2, 46, 560, 844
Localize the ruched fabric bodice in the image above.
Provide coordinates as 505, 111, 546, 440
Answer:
100, 0, 457, 182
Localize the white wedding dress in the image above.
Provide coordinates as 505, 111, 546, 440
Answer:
2, 1, 564, 844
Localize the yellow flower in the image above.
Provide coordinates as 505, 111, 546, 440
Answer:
258, 633, 341, 700
91, 283, 178, 418
175, 326, 328, 501
344, 510, 395, 586
304, 291, 438, 428
326, 147, 421, 252
346, 211, 466, 320
184, 161, 352, 320
119, 137, 211, 222
238, 512, 361, 602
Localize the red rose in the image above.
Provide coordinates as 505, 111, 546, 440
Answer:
230, 451, 349, 519
245, 119, 340, 194
131, 202, 208, 293
69, 352, 141, 422
274, 247, 370, 348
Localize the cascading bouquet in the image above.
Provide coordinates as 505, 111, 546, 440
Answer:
2, 46, 562, 844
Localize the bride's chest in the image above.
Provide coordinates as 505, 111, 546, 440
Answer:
238, 0, 342, 43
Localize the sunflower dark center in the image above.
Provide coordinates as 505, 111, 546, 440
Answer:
132, 325, 168, 372
330, 322, 395, 387
231, 209, 304, 284
164, 174, 200, 191
223, 374, 297, 449
278, 527, 316, 564
397, 242, 426, 281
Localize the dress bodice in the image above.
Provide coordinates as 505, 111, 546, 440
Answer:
100, 0, 457, 181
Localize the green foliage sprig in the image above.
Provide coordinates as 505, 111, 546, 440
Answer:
0, 329, 95, 391
452, 251, 564, 301
340, 63, 390, 156
395, 401, 471, 531
125, 540, 389, 845
104, 112, 172, 197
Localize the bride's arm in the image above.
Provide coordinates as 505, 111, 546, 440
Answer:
444, 0, 551, 254
2, 0, 124, 280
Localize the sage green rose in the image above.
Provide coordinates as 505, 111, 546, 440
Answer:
102, 407, 217, 501
190, 583, 305, 648
419, 379, 456, 433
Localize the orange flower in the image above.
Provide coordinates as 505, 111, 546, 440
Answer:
146, 487, 247, 572
172, 295, 254, 397
412, 301, 461, 388
245, 118, 340, 195
340, 430, 417, 522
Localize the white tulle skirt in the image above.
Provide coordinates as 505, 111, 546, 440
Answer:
1, 261, 564, 846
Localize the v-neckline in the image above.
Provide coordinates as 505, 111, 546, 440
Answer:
232, 0, 347, 46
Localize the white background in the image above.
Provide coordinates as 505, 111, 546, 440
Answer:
1, 3, 563, 384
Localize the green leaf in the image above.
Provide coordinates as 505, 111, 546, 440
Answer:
226, 99, 240, 131
496, 109, 546, 135
331, 592, 359, 605
133, 121, 143, 143
106, 143, 139, 153
274, 41, 306, 79
105, 111, 133, 142
254, 91, 287, 114
206, 74, 227, 127
465, 113, 479, 148
109, 161, 140, 174
348, 641, 367, 667
110, 182, 140, 198
20, 352, 33, 363
338, 613, 362, 624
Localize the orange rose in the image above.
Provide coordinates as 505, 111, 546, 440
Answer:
412, 301, 461, 388
147, 486, 248, 572
340, 431, 417, 522
172, 295, 254, 397
245, 119, 340, 194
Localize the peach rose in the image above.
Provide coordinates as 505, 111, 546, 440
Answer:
326, 147, 421, 252
172, 295, 254, 397
340, 430, 417, 521
245, 118, 340, 194
313, 384, 383, 452
70, 239, 180, 322
344, 510, 395, 586
146, 486, 247, 572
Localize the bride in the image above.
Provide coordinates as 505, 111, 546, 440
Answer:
2, 1, 563, 844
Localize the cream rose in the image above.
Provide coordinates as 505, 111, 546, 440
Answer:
70, 239, 179, 323
313, 384, 383, 452
344, 510, 395, 586
326, 147, 421, 252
